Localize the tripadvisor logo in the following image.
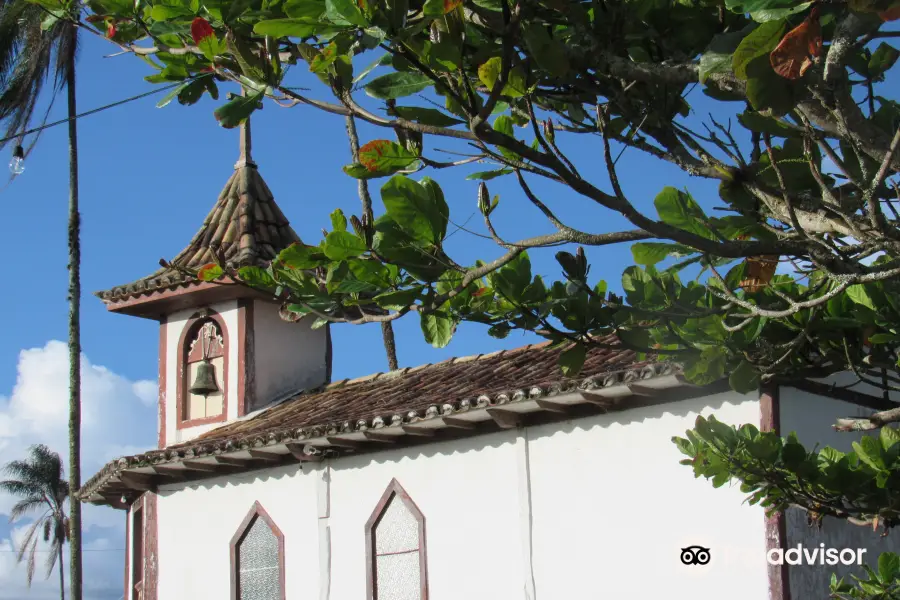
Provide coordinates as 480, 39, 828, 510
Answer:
768, 544, 868, 566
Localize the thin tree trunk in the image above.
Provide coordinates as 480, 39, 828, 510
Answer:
57, 534, 65, 600
344, 115, 400, 371
381, 322, 399, 371
65, 24, 82, 600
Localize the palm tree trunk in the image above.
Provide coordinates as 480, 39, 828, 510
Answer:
64, 23, 82, 600
58, 537, 65, 600
343, 115, 399, 371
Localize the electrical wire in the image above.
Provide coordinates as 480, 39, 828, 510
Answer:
0, 82, 184, 146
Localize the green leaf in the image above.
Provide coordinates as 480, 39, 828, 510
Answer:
381, 175, 445, 245
522, 23, 569, 76
214, 90, 263, 129
631, 242, 695, 266
353, 53, 392, 84
343, 163, 396, 179
466, 169, 513, 181
392, 106, 463, 127
364, 72, 433, 99
847, 284, 876, 311
750, 1, 811, 22
156, 81, 192, 108
879, 553, 900, 582
330, 208, 347, 232
699, 29, 749, 83
420, 311, 455, 347
238, 266, 276, 288
149, 4, 193, 19
654, 187, 717, 241
277, 243, 328, 269
477, 57, 528, 98
358, 140, 418, 173
869, 43, 900, 77
253, 18, 347, 37
732, 21, 786, 81
325, 0, 368, 26
745, 55, 798, 116
324, 231, 367, 260
196, 32, 225, 62
559, 343, 587, 376
729, 360, 760, 394
374, 287, 423, 309
737, 111, 802, 138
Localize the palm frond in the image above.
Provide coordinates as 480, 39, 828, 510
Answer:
44, 535, 61, 579
0, 479, 42, 499
0, 3, 75, 152
8, 497, 46, 521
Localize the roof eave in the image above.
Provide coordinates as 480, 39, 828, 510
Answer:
96, 278, 274, 320
79, 365, 709, 508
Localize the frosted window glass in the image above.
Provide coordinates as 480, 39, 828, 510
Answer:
376, 551, 420, 600
375, 496, 419, 554
373, 493, 422, 600
238, 516, 279, 600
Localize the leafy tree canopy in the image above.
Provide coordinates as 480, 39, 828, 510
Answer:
27, 0, 900, 593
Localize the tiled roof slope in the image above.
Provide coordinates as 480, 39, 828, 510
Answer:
80, 336, 683, 502
181, 335, 646, 447
96, 163, 300, 303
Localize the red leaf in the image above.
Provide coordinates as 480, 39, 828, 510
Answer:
359, 140, 392, 172
770, 7, 822, 80
106, 21, 117, 38
443, 0, 462, 12
197, 263, 223, 281
881, 4, 900, 19
472, 287, 489, 297
190, 17, 215, 44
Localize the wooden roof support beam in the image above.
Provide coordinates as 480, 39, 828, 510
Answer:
534, 399, 571, 414
326, 437, 366, 450
579, 391, 613, 410
99, 493, 130, 510
119, 471, 159, 492
363, 431, 399, 443
247, 449, 284, 463
215, 456, 263, 469
183, 459, 243, 474
627, 384, 659, 397
150, 465, 187, 481
401, 425, 436, 437
486, 407, 522, 429
284, 443, 323, 462
442, 417, 478, 430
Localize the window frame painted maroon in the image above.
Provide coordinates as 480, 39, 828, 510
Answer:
364, 479, 429, 600
229, 501, 286, 600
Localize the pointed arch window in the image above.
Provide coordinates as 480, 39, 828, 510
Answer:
230, 502, 285, 600
365, 479, 428, 600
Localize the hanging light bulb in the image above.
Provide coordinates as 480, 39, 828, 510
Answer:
8, 145, 24, 176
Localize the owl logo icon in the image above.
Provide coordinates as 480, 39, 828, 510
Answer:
681, 546, 711, 565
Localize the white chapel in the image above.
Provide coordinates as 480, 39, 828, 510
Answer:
81, 122, 900, 600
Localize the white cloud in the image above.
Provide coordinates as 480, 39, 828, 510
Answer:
0, 340, 156, 600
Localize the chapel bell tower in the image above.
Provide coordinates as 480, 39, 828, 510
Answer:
95, 114, 331, 447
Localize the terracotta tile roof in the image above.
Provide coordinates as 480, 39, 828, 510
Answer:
95, 163, 300, 303
79, 337, 686, 503
185, 336, 645, 446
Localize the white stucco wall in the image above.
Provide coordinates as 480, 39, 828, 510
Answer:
149, 389, 773, 600
527, 390, 769, 600
251, 298, 328, 411
164, 300, 239, 446
779, 386, 900, 600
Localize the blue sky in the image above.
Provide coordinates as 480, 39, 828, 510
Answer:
0, 28, 726, 599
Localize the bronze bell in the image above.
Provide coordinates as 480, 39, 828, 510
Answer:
189, 359, 219, 397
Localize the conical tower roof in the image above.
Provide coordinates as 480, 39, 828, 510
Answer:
96, 118, 300, 311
